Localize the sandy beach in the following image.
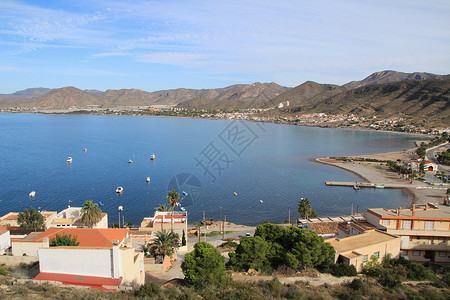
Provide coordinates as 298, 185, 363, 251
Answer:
316, 146, 448, 206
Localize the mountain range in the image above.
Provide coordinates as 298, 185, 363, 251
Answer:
1, 71, 449, 125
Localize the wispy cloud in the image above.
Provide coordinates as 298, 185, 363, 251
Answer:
0, 0, 448, 93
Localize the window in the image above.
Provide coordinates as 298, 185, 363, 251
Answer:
439, 252, 446, 257
382, 219, 390, 226
403, 220, 412, 230
413, 250, 420, 256
425, 221, 434, 231
438, 239, 444, 245
373, 252, 380, 259
363, 255, 368, 262
400, 250, 408, 257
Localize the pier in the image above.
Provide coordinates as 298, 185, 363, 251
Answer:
325, 180, 447, 190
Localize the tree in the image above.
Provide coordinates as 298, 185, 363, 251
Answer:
182, 229, 186, 246
181, 242, 226, 288
80, 200, 102, 228
232, 223, 335, 273
298, 197, 318, 219
155, 204, 170, 212
17, 207, 44, 231
49, 233, 80, 247
148, 230, 180, 263
167, 190, 180, 232
228, 236, 270, 272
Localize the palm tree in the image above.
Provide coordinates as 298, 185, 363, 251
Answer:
298, 197, 318, 219
80, 200, 102, 228
155, 204, 170, 212
149, 230, 180, 262
167, 190, 180, 232
17, 207, 45, 231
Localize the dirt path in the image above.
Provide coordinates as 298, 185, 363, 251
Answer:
231, 272, 356, 286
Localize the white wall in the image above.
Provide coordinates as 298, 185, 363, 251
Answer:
0, 231, 10, 254
39, 248, 116, 278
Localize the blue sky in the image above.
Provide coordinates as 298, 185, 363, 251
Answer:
0, 0, 449, 94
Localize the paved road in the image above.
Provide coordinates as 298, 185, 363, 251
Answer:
426, 142, 449, 175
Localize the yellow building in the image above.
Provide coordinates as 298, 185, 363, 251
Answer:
367, 203, 450, 264
327, 229, 401, 272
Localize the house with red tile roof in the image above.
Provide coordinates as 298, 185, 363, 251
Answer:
29, 228, 144, 289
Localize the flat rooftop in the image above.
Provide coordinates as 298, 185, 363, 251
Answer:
327, 230, 399, 254
369, 203, 450, 219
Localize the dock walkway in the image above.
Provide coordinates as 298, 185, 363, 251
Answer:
325, 180, 447, 190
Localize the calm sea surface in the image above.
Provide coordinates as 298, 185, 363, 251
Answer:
0, 113, 417, 226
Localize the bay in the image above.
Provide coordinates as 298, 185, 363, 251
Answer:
0, 113, 417, 226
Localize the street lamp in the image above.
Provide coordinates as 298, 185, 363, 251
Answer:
118, 206, 123, 228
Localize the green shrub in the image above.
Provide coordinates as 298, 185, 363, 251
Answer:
0, 266, 8, 276
135, 282, 161, 298
380, 271, 402, 290
325, 263, 357, 277
182, 242, 226, 288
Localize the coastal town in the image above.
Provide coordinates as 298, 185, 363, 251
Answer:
0, 134, 449, 297
3, 104, 449, 135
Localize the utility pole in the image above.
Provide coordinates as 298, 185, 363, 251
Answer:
223, 215, 226, 240
288, 208, 291, 224
219, 207, 222, 239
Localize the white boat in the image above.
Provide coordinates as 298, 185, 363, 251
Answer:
150, 154, 156, 160
67, 157, 72, 163
375, 185, 385, 189
29, 191, 36, 197
128, 159, 133, 163
259, 200, 263, 204
146, 177, 151, 182
116, 187, 123, 193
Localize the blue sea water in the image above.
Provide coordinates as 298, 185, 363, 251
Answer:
0, 113, 417, 226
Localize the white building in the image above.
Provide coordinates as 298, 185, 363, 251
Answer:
46, 206, 108, 229
0, 230, 10, 255
32, 228, 144, 289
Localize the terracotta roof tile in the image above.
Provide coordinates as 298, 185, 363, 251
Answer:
30, 228, 128, 247
308, 222, 340, 235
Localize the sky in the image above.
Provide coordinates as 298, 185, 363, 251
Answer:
0, 0, 449, 94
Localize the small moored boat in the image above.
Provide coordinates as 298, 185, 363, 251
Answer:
116, 187, 123, 193
353, 184, 360, 190
67, 157, 72, 163
128, 159, 133, 163
29, 191, 36, 197
150, 154, 156, 160
375, 185, 385, 189
146, 177, 151, 182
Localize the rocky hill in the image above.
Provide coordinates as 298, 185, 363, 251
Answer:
310, 78, 450, 124
0, 88, 51, 106
343, 70, 444, 89
3, 82, 289, 109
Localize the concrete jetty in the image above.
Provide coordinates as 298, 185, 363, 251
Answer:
325, 180, 446, 190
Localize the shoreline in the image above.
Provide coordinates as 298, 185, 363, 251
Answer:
315, 157, 419, 204
1, 111, 436, 139
315, 147, 448, 206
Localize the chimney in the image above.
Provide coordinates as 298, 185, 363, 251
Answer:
412, 211, 415, 217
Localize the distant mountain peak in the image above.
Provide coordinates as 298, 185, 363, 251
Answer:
344, 70, 440, 89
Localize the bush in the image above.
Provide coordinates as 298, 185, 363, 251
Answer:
181, 242, 226, 288
135, 282, 161, 298
324, 263, 357, 277
380, 272, 402, 290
